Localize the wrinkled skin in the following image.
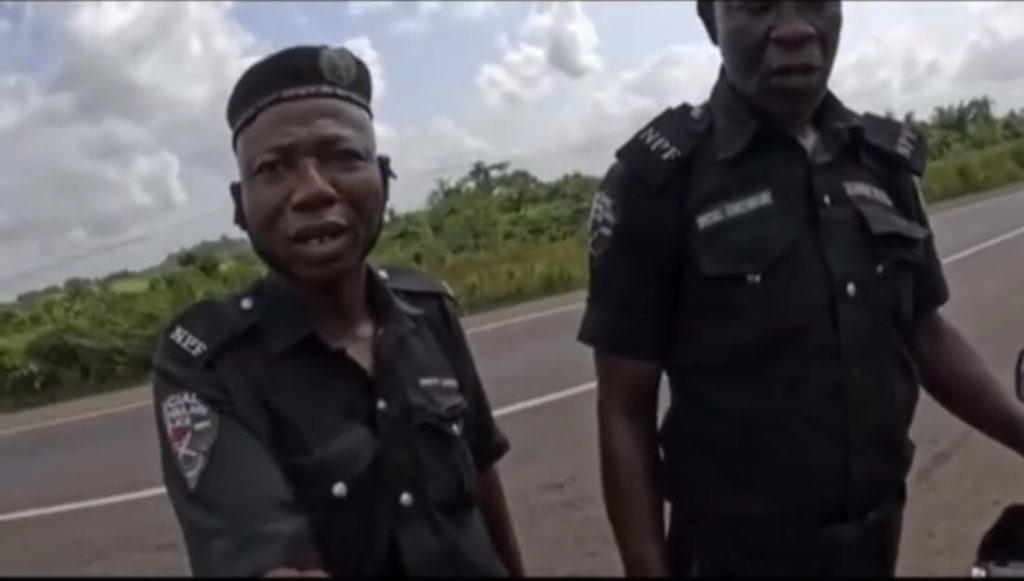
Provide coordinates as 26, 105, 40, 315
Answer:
713, 0, 843, 129
233, 98, 384, 287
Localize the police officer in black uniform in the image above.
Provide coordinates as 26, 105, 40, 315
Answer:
579, 1, 1024, 576
152, 45, 523, 577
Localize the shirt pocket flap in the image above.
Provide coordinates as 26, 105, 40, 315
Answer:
854, 201, 928, 241
853, 201, 928, 264
695, 215, 800, 277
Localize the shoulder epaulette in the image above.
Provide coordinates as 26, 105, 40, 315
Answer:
155, 292, 258, 369
379, 266, 454, 299
860, 113, 928, 176
615, 103, 710, 188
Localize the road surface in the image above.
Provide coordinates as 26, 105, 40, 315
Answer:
3, 188, 1024, 576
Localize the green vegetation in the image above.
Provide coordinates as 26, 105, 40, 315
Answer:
2, 96, 1024, 410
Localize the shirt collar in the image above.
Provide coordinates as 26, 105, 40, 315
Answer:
708, 69, 862, 161
258, 266, 422, 357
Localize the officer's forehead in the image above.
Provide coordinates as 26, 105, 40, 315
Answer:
236, 98, 374, 158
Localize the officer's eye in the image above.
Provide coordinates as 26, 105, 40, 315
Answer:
736, 0, 775, 15
254, 159, 286, 178
324, 148, 367, 166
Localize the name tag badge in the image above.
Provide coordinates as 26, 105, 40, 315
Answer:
844, 181, 894, 207
696, 189, 774, 231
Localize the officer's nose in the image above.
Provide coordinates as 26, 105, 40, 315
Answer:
291, 159, 337, 212
770, 3, 818, 49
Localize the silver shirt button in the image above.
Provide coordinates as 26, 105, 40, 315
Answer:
331, 481, 348, 499
746, 273, 762, 285
376, 398, 388, 412
399, 491, 414, 508
846, 282, 858, 298
876, 263, 886, 274
451, 423, 462, 436
823, 194, 833, 207
239, 296, 254, 311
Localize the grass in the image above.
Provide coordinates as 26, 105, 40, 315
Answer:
109, 277, 151, 294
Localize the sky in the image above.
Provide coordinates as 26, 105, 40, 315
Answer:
2, 0, 1024, 299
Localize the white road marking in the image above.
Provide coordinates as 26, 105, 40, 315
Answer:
0, 381, 599, 523
3, 218, 1024, 522
494, 381, 596, 418
465, 302, 584, 335
0, 487, 166, 524
939, 224, 1024, 265
0, 400, 153, 438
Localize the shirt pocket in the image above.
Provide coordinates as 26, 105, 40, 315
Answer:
852, 198, 928, 328
283, 423, 380, 510
673, 205, 802, 367
408, 379, 478, 513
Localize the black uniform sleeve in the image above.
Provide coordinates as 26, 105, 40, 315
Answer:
436, 297, 510, 473
905, 176, 951, 318
152, 340, 318, 576
576, 161, 681, 363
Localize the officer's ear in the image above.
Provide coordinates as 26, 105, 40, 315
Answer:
377, 154, 396, 203
229, 181, 248, 231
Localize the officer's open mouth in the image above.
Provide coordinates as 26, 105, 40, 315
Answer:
291, 221, 349, 247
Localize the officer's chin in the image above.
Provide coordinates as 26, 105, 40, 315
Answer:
288, 257, 365, 289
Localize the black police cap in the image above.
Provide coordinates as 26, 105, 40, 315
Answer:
226, 45, 373, 150
697, 0, 716, 44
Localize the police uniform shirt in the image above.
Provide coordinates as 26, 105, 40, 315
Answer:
153, 267, 510, 577
578, 74, 950, 523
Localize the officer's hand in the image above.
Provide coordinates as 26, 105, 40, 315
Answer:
263, 567, 329, 577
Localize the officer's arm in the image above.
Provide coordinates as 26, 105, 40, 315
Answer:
578, 162, 677, 577
153, 342, 322, 577
905, 182, 1024, 458
437, 296, 523, 577
914, 314, 1024, 457
595, 351, 668, 577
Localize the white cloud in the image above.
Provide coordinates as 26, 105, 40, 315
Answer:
521, 1, 602, 78
954, 24, 1024, 85
830, 3, 1024, 117
476, 39, 551, 107
0, 1, 258, 290
388, 1, 443, 35
476, 1, 601, 107
451, 1, 498, 20
342, 35, 387, 100
348, 1, 396, 16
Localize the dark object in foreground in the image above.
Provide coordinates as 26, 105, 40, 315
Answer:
972, 351, 1024, 577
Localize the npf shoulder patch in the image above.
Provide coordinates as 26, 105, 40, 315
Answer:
861, 113, 928, 176
161, 391, 220, 491
588, 188, 617, 257
615, 103, 709, 188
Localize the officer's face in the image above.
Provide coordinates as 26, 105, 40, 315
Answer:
235, 98, 384, 285
714, 0, 842, 123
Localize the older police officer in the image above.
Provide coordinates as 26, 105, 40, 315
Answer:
152, 45, 523, 577
580, 1, 1024, 576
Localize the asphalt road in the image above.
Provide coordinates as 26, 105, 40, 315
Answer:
3, 188, 1024, 576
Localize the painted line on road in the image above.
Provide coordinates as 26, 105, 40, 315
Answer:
0, 486, 166, 524
940, 223, 1024, 265
0, 400, 154, 438
0, 381, 599, 523
494, 381, 596, 418
465, 302, 584, 336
